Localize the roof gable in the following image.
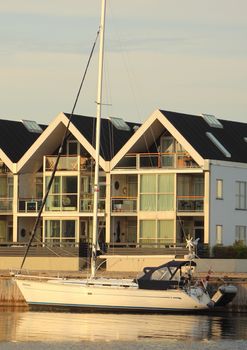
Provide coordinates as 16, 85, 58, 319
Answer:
160, 110, 247, 163
68, 113, 140, 161
0, 119, 47, 163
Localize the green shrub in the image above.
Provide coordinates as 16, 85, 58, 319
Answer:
212, 242, 247, 258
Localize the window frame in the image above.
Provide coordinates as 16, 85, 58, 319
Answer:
235, 225, 246, 245
216, 179, 223, 200
216, 225, 223, 245
236, 181, 247, 210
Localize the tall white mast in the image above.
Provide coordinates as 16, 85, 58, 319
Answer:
91, 0, 106, 278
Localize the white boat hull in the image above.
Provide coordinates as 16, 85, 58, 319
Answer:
16, 278, 211, 312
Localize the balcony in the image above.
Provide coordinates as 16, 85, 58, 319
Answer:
80, 195, 105, 212
0, 198, 12, 212
111, 197, 137, 213
115, 152, 199, 169
45, 156, 93, 172
18, 198, 42, 212
177, 196, 204, 212
45, 194, 77, 211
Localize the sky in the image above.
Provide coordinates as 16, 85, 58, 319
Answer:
1, 0, 247, 125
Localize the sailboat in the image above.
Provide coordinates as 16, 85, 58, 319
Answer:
15, 0, 237, 313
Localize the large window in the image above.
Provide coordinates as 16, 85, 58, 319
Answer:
45, 220, 77, 243
160, 136, 185, 167
236, 181, 247, 210
140, 219, 174, 245
140, 174, 174, 211
45, 176, 78, 211
235, 226, 246, 245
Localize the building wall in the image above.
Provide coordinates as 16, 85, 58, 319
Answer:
209, 162, 247, 246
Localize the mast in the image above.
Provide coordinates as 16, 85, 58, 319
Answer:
91, 0, 106, 278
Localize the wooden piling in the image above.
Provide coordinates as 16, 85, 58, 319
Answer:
0, 278, 26, 307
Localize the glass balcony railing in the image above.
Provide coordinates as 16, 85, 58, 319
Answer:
45, 156, 78, 171
18, 198, 42, 212
45, 194, 77, 211
115, 153, 199, 169
0, 198, 13, 212
111, 197, 137, 213
45, 156, 93, 172
80, 195, 105, 212
177, 196, 204, 212
80, 194, 93, 212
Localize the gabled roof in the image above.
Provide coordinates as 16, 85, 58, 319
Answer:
160, 110, 247, 163
17, 112, 141, 173
67, 113, 140, 161
0, 119, 47, 163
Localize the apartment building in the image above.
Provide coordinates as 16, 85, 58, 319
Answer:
0, 109, 246, 251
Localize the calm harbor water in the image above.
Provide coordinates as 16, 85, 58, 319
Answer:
0, 309, 246, 349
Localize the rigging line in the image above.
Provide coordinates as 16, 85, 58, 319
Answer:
33, 236, 78, 258
177, 215, 190, 244
103, 54, 115, 160
19, 28, 101, 272
32, 237, 60, 257
142, 131, 154, 167
149, 124, 159, 153
108, 1, 142, 121
110, 118, 114, 160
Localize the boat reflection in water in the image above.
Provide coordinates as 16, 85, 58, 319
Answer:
0, 310, 247, 343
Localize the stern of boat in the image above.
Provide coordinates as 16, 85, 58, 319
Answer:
211, 285, 237, 307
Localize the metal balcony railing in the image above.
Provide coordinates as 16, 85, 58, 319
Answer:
115, 152, 199, 169
111, 197, 137, 212
18, 198, 42, 212
177, 196, 204, 212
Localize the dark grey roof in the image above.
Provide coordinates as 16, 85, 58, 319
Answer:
0, 119, 47, 162
160, 110, 247, 163
67, 113, 141, 161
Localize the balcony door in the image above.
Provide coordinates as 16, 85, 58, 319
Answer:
80, 220, 88, 243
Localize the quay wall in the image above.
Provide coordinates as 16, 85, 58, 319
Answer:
103, 256, 247, 273
0, 257, 79, 271
0, 256, 246, 274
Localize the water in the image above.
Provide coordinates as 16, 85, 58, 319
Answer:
0, 309, 246, 349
